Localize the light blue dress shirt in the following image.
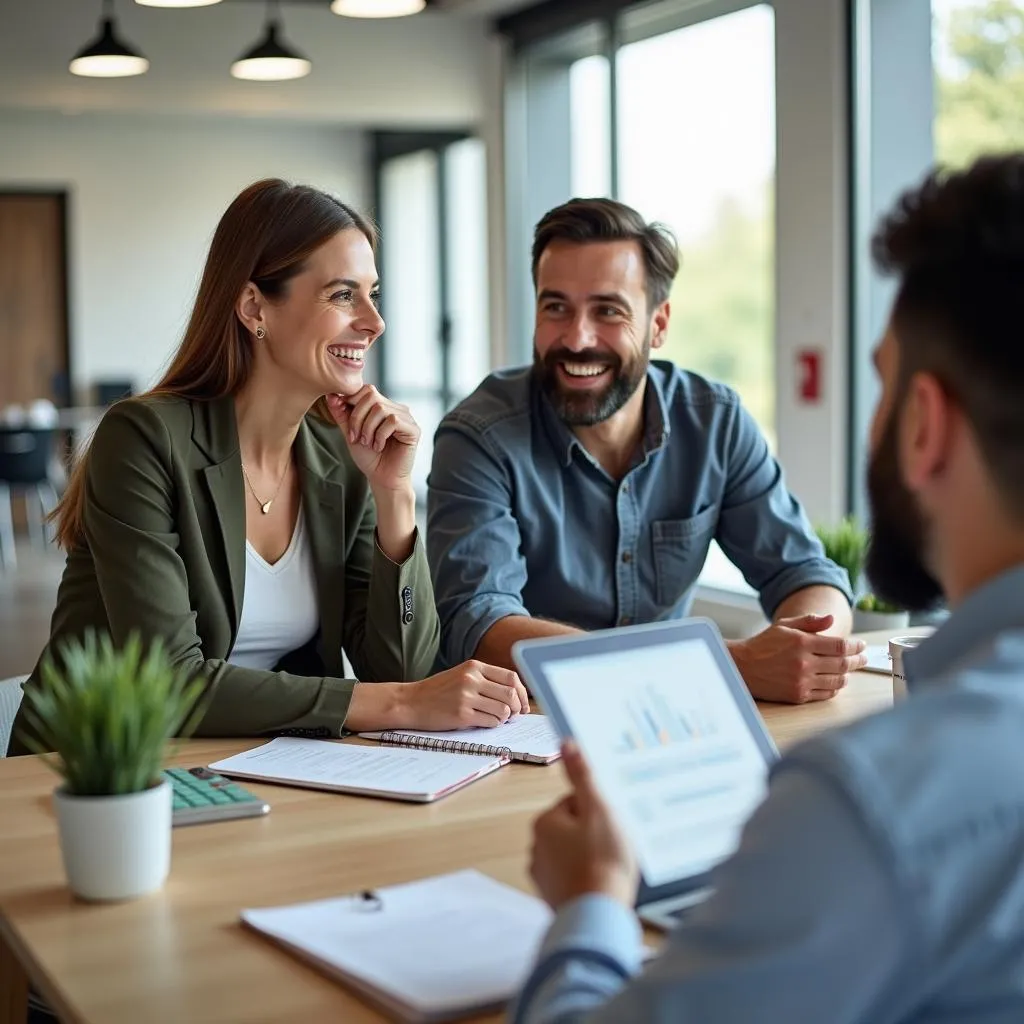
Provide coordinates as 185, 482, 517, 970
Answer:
511, 565, 1024, 1024
428, 362, 851, 667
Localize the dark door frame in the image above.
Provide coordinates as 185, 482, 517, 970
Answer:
0, 189, 72, 407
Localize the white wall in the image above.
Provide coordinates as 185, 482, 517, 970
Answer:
773, 0, 850, 525
0, 111, 366, 398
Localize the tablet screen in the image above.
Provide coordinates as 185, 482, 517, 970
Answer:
542, 637, 770, 887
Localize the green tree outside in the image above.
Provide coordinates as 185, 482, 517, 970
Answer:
660, 187, 775, 449
935, 0, 1024, 167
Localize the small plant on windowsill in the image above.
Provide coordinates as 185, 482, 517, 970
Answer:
815, 517, 910, 632
814, 515, 868, 595
18, 630, 205, 902
855, 593, 903, 615
854, 592, 910, 631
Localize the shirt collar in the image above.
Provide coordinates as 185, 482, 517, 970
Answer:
536, 364, 672, 470
905, 564, 1024, 688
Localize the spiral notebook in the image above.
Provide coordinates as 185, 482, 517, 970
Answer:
360, 713, 562, 765
241, 869, 552, 1023
208, 737, 506, 803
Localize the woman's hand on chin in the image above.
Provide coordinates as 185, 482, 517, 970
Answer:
327, 387, 419, 495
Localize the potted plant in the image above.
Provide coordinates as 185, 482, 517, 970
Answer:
815, 517, 910, 632
853, 593, 910, 632
814, 516, 867, 595
18, 630, 205, 902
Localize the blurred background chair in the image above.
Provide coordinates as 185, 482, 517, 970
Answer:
0, 427, 59, 571
0, 674, 27, 756
93, 379, 135, 406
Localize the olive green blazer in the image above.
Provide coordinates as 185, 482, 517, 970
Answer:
10, 394, 439, 755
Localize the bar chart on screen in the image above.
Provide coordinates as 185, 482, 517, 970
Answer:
544, 639, 773, 885
618, 683, 718, 752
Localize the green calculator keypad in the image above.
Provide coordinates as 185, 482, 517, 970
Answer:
164, 767, 263, 813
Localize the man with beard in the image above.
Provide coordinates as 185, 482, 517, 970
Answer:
428, 198, 860, 704
512, 154, 1024, 1023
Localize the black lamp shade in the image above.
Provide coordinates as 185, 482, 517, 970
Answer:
69, 16, 149, 76
231, 21, 311, 80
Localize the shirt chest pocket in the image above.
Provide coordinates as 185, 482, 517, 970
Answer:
651, 506, 720, 607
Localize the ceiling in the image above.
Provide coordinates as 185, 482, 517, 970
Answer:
444, 0, 536, 13
0, 0, 536, 125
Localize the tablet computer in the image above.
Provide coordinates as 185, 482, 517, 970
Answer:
513, 618, 777, 926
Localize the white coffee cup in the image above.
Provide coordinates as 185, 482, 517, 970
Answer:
889, 635, 927, 701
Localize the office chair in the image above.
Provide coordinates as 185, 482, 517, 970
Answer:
0, 675, 26, 757
0, 427, 59, 571
93, 379, 135, 406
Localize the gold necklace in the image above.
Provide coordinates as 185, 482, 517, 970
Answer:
240, 461, 289, 515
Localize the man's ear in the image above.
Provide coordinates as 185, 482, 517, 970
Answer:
650, 301, 671, 350
900, 371, 953, 491
236, 282, 265, 337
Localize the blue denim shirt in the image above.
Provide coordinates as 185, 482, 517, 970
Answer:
428, 362, 851, 666
511, 564, 1024, 1024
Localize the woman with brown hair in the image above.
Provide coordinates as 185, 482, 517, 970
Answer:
9, 179, 527, 755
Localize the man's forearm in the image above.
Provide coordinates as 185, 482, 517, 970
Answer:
775, 585, 853, 635
475, 616, 582, 671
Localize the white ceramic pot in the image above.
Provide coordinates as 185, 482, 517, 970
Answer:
852, 608, 910, 633
53, 779, 172, 902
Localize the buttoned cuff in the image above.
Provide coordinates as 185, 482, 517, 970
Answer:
371, 528, 429, 628
538, 894, 644, 969
301, 677, 357, 738
373, 525, 419, 568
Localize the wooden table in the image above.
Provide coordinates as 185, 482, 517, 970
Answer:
0, 654, 895, 1024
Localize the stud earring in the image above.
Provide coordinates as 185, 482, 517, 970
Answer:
255, 325, 266, 340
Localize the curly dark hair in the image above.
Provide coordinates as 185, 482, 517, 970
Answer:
872, 153, 1024, 517
532, 198, 680, 309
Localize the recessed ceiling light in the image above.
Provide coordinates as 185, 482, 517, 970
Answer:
134, 0, 222, 7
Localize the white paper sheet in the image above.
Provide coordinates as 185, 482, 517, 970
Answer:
863, 644, 894, 674
242, 870, 553, 1021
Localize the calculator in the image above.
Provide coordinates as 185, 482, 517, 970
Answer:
164, 766, 270, 827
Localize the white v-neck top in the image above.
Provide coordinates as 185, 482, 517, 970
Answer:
227, 506, 319, 671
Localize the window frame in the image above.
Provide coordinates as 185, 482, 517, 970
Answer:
848, 0, 934, 523
370, 130, 471, 410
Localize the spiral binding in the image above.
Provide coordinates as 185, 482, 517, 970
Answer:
377, 731, 513, 760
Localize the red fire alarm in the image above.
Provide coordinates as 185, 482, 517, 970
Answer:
797, 349, 822, 403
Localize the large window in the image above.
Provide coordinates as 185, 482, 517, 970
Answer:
374, 133, 488, 501
616, 5, 776, 447
933, 0, 1024, 168
512, 2, 777, 447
